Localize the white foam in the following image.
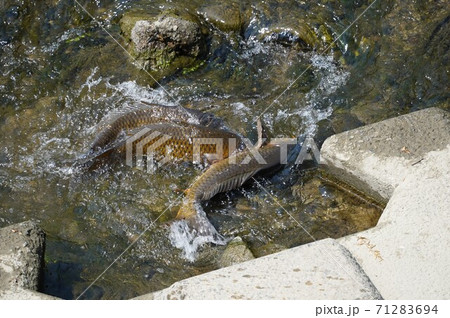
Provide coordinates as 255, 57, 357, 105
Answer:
231, 102, 251, 122
78, 67, 102, 93
295, 54, 350, 137
169, 213, 228, 262
105, 80, 177, 106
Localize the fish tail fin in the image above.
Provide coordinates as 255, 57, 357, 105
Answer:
184, 212, 225, 242
176, 202, 224, 240
170, 201, 228, 261
73, 147, 117, 173
175, 200, 198, 220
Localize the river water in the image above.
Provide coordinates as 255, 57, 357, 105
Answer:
0, 0, 448, 299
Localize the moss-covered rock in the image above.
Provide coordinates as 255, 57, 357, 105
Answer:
330, 112, 364, 134
251, 242, 287, 258
120, 10, 208, 78
219, 237, 254, 268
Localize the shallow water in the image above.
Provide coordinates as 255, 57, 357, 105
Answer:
0, 0, 448, 299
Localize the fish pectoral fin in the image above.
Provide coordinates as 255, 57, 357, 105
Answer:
79, 138, 125, 169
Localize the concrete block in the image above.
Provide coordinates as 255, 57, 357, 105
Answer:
0, 288, 60, 300
339, 145, 450, 299
0, 220, 53, 300
0, 221, 45, 290
321, 107, 450, 202
134, 238, 382, 300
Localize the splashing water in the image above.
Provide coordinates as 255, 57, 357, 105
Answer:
105, 80, 177, 106
169, 208, 229, 261
293, 54, 350, 137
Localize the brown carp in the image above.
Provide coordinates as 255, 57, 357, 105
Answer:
116, 122, 244, 161
173, 139, 290, 244
81, 122, 246, 170
176, 143, 283, 218
90, 103, 226, 153
80, 103, 244, 169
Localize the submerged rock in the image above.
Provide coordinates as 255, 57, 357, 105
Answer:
219, 236, 254, 268
330, 113, 364, 134
338, 0, 450, 124
251, 242, 287, 258
198, 2, 247, 33
245, 1, 336, 51
260, 25, 320, 50
120, 10, 208, 77
1, 96, 63, 139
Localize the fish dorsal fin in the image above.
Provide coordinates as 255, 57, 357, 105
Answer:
260, 119, 270, 146
254, 118, 270, 149
255, 118, 263, 149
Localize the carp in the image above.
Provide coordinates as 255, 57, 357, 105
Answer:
90, 102, 227, 152
173, 120, 288, 242
93, 122, 246, 166
81, 103, 244, 169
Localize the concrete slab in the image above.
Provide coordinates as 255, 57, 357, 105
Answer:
320, 107, 450, 202
321, 107, 450, 299
134, 238, 382, 300
0, 220, 54, 300
0, 288, 60, 300
339, 145, 450, 299
0, 221, 45, 290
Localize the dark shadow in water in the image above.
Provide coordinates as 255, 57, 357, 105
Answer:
41, 239, 106, 300
42, 261, 84, 300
